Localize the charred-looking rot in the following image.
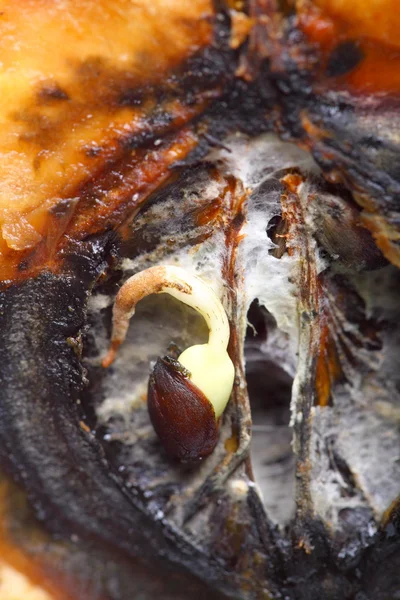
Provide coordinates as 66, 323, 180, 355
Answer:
102, 265, 235, 461
1, 0, 400, 598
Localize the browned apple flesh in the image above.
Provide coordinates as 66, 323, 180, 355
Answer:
0, 1, 399, 599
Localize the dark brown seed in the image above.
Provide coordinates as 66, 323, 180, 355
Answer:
147, 356, 219, 462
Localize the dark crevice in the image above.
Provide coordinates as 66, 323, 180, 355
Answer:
267, 214, 288, 258
326, 436, 358, 499
245, 300, 295, 526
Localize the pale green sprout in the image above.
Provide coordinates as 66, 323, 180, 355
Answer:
102, 265, 235, 418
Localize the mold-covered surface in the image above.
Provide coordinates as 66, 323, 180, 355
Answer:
0, 1, 399, 599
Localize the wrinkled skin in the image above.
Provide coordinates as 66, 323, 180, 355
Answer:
0, 1, 399, 599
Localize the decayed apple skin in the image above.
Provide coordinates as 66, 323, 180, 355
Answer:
147, 356, 219, 462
